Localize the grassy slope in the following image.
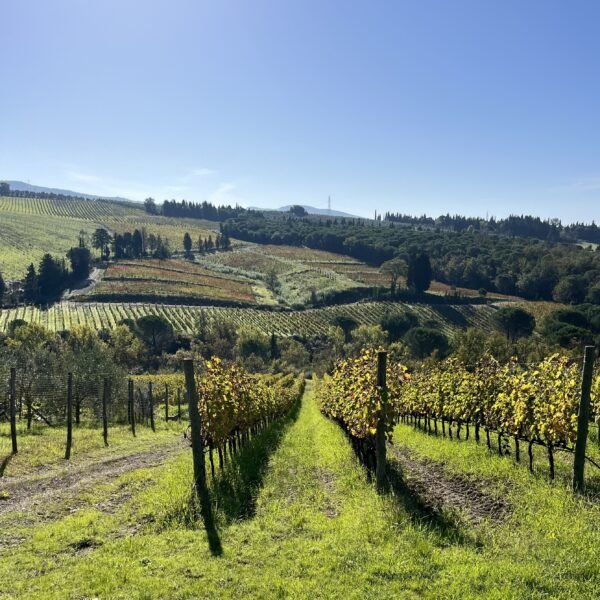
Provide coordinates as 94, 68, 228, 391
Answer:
0, 419, 185, 477
2, 385, 600, 598
0, 196, 219, 280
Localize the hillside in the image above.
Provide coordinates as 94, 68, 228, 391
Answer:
0, 300, 498, 337
0, 195, 219, 280
5, 180, 132, 202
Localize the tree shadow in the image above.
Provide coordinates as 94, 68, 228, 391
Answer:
0, 454, 13, 477
159, 400, 301, 555
343, 434, 473, 546
431, 305, 469, 328
210, 400, 301, 523
385, 457, 477, 547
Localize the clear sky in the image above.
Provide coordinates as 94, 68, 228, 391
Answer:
2, 0, 599, 222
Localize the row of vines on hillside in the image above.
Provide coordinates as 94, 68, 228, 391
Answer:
140, 362, 304, 475
318, 349, 600, 479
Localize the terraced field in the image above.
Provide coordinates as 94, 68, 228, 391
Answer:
88, 259, 257, 304
0, 300, 499, 337
199, 245, 380, 306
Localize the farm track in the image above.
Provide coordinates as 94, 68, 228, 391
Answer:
0, 436, 187, 533
388, 443, 510, 525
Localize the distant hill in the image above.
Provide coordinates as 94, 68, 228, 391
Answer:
249, 204, 359, 218
5, 180, 131, 203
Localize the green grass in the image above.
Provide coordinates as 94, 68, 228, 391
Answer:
0, 196, 219, 280
0, 419, 185, 477
2, 384, 600, 598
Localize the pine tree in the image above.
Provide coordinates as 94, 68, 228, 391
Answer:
23, 264, 39, 303
183, 232, 193, 256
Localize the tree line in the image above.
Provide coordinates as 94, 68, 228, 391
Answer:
384, 211, 600, 245
144, 197, 246, 221
221, 214, 600, 304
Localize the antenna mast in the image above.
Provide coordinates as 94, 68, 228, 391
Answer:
328, 195, 331, 212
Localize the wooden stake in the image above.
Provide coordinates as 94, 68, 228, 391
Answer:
183, 359, 208, 503
9, 368, 17, 454
149, 382, 155, 432
165, 383, 169, 422
102, 379, 109, 447
375, 350, 388, 493
129, 379, 136, 437
573, 345, 595, 492
65, 372, 73, 459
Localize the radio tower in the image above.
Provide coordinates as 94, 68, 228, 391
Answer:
328, 195, 331, 213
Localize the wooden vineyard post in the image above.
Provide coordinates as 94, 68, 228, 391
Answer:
127, 379, 132, 425
165, 383, 169, 422
129, 379, 136, 437
183, 359, 208, 503
102, 379, 109, 447
149, 382, 155, 432
9, 367, 17, 454
177, 388, 182, 420
65, 373, 73, 459
573, 345, 596, 492
376, 350, 388, 493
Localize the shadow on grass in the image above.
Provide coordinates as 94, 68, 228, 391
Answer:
0, 454, 13, 477
344, 438, 474, 547
160, 400, 301, 554
384, 457, 475, 547
210, 400, 301, 523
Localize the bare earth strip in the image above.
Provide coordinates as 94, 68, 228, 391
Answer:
0, 437, 187, 524
388, 444, 510, 524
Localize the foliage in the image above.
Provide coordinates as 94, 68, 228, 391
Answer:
379, 257, 407, 296
318, 347, 409, 440
196, 359, 304, 447
223, 213, 600, 303
404, 326, 449, 359
395, 354, 587, 448
407, 252, 432, 293
493, 306, 536, 341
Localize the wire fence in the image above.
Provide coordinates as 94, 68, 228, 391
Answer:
0, 365, 189, 460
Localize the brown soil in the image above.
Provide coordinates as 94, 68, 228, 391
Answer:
388, 444, 510, 525
0, 437, 187, 522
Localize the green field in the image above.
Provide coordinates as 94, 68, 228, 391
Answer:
0, 300, 498, 337
1, 384, 599, 598
0, 196, 218, 279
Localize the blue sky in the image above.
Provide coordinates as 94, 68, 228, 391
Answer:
1, 0, 599, 222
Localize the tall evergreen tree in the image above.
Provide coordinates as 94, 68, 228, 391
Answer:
183, 232, 192, 256
67, 246, 91, 281
23, 264, 39, 303
37, 254, 67, 302
407, 252, 432, 293
132, 229, 144, 258
0, 272, 5, 307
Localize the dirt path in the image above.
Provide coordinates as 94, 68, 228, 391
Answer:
0, 437, 187, 522
63, 266, 104, 299
388, 444, 510, 524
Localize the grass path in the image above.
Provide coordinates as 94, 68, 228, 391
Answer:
2, 384, 600, 598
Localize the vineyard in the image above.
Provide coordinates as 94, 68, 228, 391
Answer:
0, 356, 303, 473
86, 259, 258, 304
318, 348, 600, 484
0, 300, 498, 336
0, 195, 219, 279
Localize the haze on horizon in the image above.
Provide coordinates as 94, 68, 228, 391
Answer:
1, 0, 599, 223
